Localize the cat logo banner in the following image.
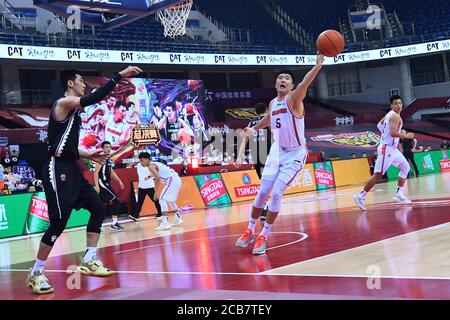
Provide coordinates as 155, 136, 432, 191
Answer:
311, 131, 380, 147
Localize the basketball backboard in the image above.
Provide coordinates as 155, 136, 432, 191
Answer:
33, 0, 186, 30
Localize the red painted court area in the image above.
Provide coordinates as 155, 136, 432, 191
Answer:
1, 196, 449, 300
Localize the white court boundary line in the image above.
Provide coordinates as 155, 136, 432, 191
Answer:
2, 226, 449, 281
284, 189, 384, 204
261, 222, 450, 275
114, 232, 308, 255
0, 268, 448, 281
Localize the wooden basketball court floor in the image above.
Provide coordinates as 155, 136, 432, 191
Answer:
1, 172, 449, 300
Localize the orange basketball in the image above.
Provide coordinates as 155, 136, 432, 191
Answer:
316, 30, 345, 57
185, 103, 195, 115
188, 79, 200, 90
178, 128, 191, 144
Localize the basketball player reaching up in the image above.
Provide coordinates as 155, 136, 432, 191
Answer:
236, 53, 324, 255
146, 158, 183, 231
236, 102, 271, 222
26, 66, 142, 294
354, 95, 413, 211
94, 141, 125, 232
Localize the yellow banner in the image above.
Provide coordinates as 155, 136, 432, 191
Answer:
285, 163, 317, 194
220, 170, 261, 203
332, 158, 371, 187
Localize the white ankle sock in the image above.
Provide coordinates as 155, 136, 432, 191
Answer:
260, 222, 273, 239
162, 216, 169, 224
396, 186, 404, 195
360, 190, 367, 199
31, 258, 46, 275
83, 247, 97, 262
112, 217, 118, 225
247, 218, 257, 233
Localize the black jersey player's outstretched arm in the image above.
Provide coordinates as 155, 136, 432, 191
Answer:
79, 148, 107, 166
54, 66, 142, 122
237, 104, 270, 165
240, 103, 271, 139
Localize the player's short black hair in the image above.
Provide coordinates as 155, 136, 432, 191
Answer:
115, 100, 127, 109
254, 103, 267, 115
60, 69, 81, 91
390, 95, 402, 104
138, 152, 151, 160
276, 69, 296, 85
101, 141, 111, 148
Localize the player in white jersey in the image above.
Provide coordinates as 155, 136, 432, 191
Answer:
236, 53, 325, 255
145, 156, 183, 231
354, 95, 414, 211
105, 100, 132, 150
125, 102, 141, 128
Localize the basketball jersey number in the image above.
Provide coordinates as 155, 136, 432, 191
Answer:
258, 129, 265, 140
276, 118, 281, 128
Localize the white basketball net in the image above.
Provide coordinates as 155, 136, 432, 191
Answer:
157, 0, 193, 38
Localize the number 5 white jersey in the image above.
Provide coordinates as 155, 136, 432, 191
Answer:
379, 110, 403, 147
270, 96, 306, 150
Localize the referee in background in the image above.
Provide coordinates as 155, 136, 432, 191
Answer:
129, 152, 162, 220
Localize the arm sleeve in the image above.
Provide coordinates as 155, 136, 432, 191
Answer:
80, 73, 122, 108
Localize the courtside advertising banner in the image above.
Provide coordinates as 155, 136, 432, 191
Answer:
439, 149, 450, 171
0, 192, 90, 239
414, 150, 446, 175
332, 158, 371, 187
386, 149, 450, 179
220, 170, 261, 203
313, 162, 335, 190
285, 164, 316, 195
194, 173, 231, 206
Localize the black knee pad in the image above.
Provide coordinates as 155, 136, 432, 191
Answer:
86, 199, 107, 234
41, 219, 69, 246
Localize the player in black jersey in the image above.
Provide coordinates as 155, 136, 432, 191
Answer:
236, 103, 271, 221
400, 129, 419, 177
26, 66, 142, 295
94, 141, 125, 231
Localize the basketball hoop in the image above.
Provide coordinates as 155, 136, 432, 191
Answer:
157, 0, 193, 38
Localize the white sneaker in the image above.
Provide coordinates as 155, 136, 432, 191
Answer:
172, 216, 183, 226
353, 193, 367, 211
154, 221, 171, 231
393, 193, 412, 204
